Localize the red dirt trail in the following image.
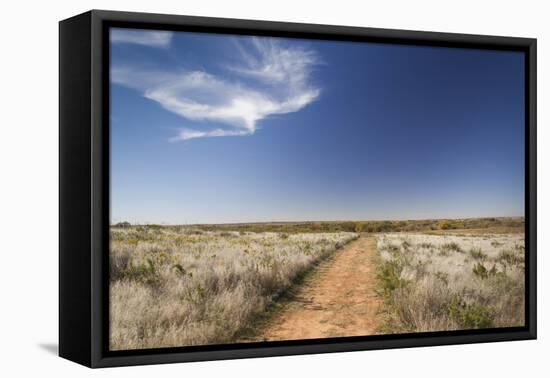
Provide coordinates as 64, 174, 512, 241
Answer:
257, 236, 381, 341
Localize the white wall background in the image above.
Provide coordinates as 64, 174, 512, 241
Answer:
0, 0, 547, 375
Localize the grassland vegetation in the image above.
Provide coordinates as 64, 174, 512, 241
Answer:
109, 226, 358, 350
185, 217, 523, 234
375, 233, 525, 332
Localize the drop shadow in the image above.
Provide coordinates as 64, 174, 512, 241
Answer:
38, 343, 58, 355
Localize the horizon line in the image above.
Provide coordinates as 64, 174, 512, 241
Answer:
110, 214, 525, 226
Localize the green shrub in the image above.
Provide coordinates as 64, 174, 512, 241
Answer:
469, 248, 487, 260
441, 242, 462, 253
473, 262, 488, 279
438, 220, 453, 230
121, 258, 159, 285
377, 260, 407, 295
447, 295, 494, 328
472, 262, 499, 279
498, 249, 523, 266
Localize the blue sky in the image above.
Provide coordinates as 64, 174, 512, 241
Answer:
110, 28, 525, 224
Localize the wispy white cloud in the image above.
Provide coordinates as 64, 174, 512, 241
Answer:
169, 128, 250, 141
111, 29, 173, 48
111, 37, 321, 141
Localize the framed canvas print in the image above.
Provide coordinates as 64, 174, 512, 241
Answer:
59, 10, 537, 368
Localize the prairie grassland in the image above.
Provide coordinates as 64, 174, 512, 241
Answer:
189, 217, 524, 234
376, 233, 525, 332
109, 227, 358, 350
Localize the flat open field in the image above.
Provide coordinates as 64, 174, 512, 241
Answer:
376, 233, 525, 332
110, 217, 525, 350
109, 227, 358, 350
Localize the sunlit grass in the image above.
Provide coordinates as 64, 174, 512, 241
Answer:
375, 233, 525, 333
109, 227, 358, 350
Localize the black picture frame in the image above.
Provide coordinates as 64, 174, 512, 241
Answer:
59, 9, 537, 368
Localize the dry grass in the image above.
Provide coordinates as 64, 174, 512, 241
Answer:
109, 227, 358, 350
376, 233, 525, 333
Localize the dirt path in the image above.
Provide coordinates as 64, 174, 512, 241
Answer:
256, 236, 381, 341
